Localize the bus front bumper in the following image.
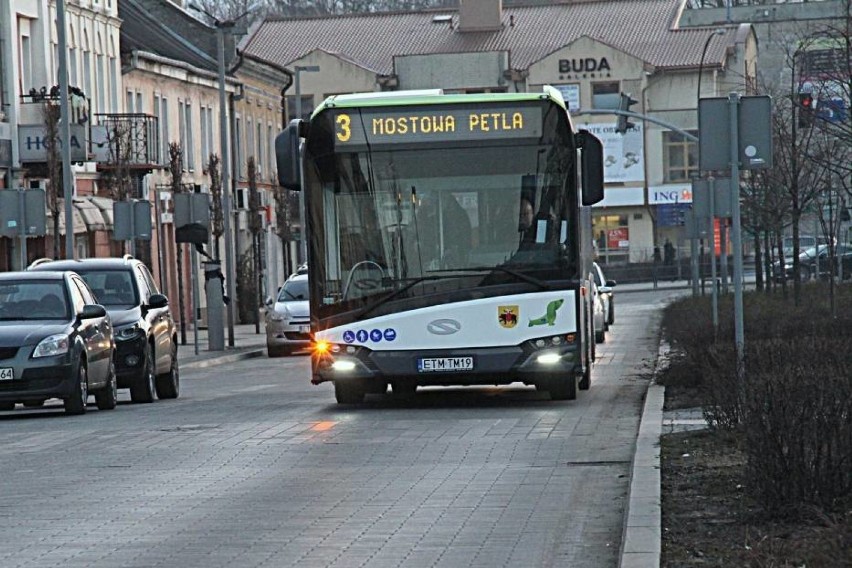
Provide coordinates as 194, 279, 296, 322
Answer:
311, 343, 582, 387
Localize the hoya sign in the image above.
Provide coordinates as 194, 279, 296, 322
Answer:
18, 124, 87, 163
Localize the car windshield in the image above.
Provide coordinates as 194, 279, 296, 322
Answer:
0, 280, 70, 321
75, 270, 138, 307
277, 279, 309, 302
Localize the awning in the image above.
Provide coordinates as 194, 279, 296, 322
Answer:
52, 199, 88, 236
50, 196, 115, 235
88, 196, 115, 228
73, 197, 108, 231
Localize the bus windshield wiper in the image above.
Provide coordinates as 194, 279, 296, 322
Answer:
355, 274, 470, 320
429, 266, 552, 291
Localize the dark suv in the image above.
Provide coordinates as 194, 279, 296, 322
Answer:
30, 256, 179, 402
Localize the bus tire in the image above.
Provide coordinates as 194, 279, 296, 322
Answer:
334, 380, 365, 404
549, 375, 577, 401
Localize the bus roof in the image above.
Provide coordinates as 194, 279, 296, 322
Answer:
313, 85, 569, 116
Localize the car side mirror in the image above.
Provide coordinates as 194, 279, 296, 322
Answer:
606, 279, 617, 287
80, 304, 107, 319
265, 296, 274, 307
148, 293, 169, 309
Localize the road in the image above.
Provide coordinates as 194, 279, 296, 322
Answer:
0, 290, 677, 568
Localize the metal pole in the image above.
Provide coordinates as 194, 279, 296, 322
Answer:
709, 177, 718, 332
128, 200, 136, 257
155, 187, 167, 291
720, 219, 728, 293
18, 189, 27, 268
56, 0, 74, 260
728, 92, 745, 372
295, 70, 306, 263
217, 24, 236, 347
691, 208, 699, 297
190, 245, 199, 355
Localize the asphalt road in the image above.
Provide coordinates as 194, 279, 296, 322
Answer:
0, 289, 678, 568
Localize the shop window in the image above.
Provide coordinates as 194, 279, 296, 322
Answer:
663, 130, 698, 183
593, 214, 630, 261
592, 81, 619, 109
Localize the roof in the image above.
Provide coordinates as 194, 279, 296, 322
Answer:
243, 0, 738, 75
0, 271, 67, 281
119, 0, 220, 73
29, 257, 141, 272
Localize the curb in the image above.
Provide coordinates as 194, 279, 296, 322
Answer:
619, 341, 669, 567
180, 348, 267, 370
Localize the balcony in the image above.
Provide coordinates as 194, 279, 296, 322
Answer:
92, 113, 160, 171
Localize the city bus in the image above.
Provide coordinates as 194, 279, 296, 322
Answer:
275, 87, 604, 404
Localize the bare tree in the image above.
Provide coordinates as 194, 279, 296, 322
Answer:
41, 102, 62, 259
273, 185, 294, 276
208, 153, 224, 258
169, 142, 188, 346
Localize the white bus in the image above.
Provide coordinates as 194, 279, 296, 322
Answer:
275, 87, 604, 404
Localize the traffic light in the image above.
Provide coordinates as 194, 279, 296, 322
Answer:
615, 92, 638, 134
797, 91, 815, 128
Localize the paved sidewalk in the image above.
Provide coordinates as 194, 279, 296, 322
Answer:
177, 322, 268, 370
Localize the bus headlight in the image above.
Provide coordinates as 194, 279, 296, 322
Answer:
331, 360, 357, 372
536, 352, 562, 365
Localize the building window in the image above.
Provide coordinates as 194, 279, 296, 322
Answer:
663, 130, 698, 183
185, 102, 194, 171
267, 124, 274, 181
18, 18, 33, 93
592, 81, 619, 109
126, 90, 135, 113
235, 117, 243, 179
96, 54, 106, 113
159, 96, 169, 165
110, 58, 118, 112
256, 121, 263, 174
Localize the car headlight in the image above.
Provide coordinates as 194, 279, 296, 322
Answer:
33, 334, 70, 358
268, 311, 285, 322
116, 323, 144, 341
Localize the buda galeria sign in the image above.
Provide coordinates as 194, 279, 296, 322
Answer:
558, 57, 611, 75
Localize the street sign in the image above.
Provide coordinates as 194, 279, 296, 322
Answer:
684, 207, 712, 240
0, 189, 47, 238
173, 193, 210, 244
692, 178, 732, 219
698, 95, 773, 171
113, 200, 152, 241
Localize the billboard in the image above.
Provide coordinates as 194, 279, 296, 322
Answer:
578, 122, 644, 183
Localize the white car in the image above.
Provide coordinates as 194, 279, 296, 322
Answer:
265, 272, 310, 357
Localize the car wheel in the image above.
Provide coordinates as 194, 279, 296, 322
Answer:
608, 302, 615, 326
64, 362, 88, 415
95, 358, 118, 410
23, 400, 45, 408
0, 402, 15, 411
549, 374, 577, 401
365, 381, 388, 395
130, 342, 157, 403
155, 344, 180, 399
595, 327, 605, 344
334, 380, 365, 404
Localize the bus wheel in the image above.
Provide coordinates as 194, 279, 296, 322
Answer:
334, 380, 365, 404
549, 375, 577, 401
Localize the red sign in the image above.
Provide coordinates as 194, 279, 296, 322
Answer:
607, 228, 629, 249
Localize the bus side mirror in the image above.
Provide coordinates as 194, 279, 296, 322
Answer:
276, 119, 306, 191
577, 130, 604, 206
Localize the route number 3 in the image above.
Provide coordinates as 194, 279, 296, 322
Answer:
336, 114, 351, 142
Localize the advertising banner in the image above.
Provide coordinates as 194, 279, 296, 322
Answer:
579, 122, 644, 183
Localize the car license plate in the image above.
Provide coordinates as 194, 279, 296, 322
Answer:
417, 357, 474, 373
0, 368, 13, 381
299, 325, 310, 334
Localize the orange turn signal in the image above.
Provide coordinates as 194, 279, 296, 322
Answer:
313, 340, 330, 354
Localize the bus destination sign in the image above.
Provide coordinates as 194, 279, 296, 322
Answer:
332, 106, 543, 147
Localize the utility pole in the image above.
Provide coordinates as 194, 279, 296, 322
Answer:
56, 0, 75, 259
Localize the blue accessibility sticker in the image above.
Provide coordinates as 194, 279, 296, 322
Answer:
356, 329, 369, 343
342, 330, 355, 344
383, 328, 397, 341
370, 329, 383, 342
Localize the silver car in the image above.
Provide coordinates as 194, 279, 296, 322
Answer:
265, 273, 310, 357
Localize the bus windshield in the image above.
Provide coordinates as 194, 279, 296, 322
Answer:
305, 102, 579, 315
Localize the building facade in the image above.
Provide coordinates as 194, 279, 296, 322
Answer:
243, 0, 758, 265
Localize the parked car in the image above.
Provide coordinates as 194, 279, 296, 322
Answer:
265, 271, 310, 357
29, 256, 179, 402
589, 266, 606, 345
774, 244, 851, 282
0, 271, 117, 414
593, 261, 617, 328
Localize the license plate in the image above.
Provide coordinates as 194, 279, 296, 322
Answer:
0, 368, 13, 381
417, 357, 474, 373
298, 325, 310, 334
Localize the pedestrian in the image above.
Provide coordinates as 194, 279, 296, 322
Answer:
664, 239, 675, 266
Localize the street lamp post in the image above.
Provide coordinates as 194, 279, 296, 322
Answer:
56, 0, 75, 259
215, 22, 237, 347
294, 65, 319, 263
